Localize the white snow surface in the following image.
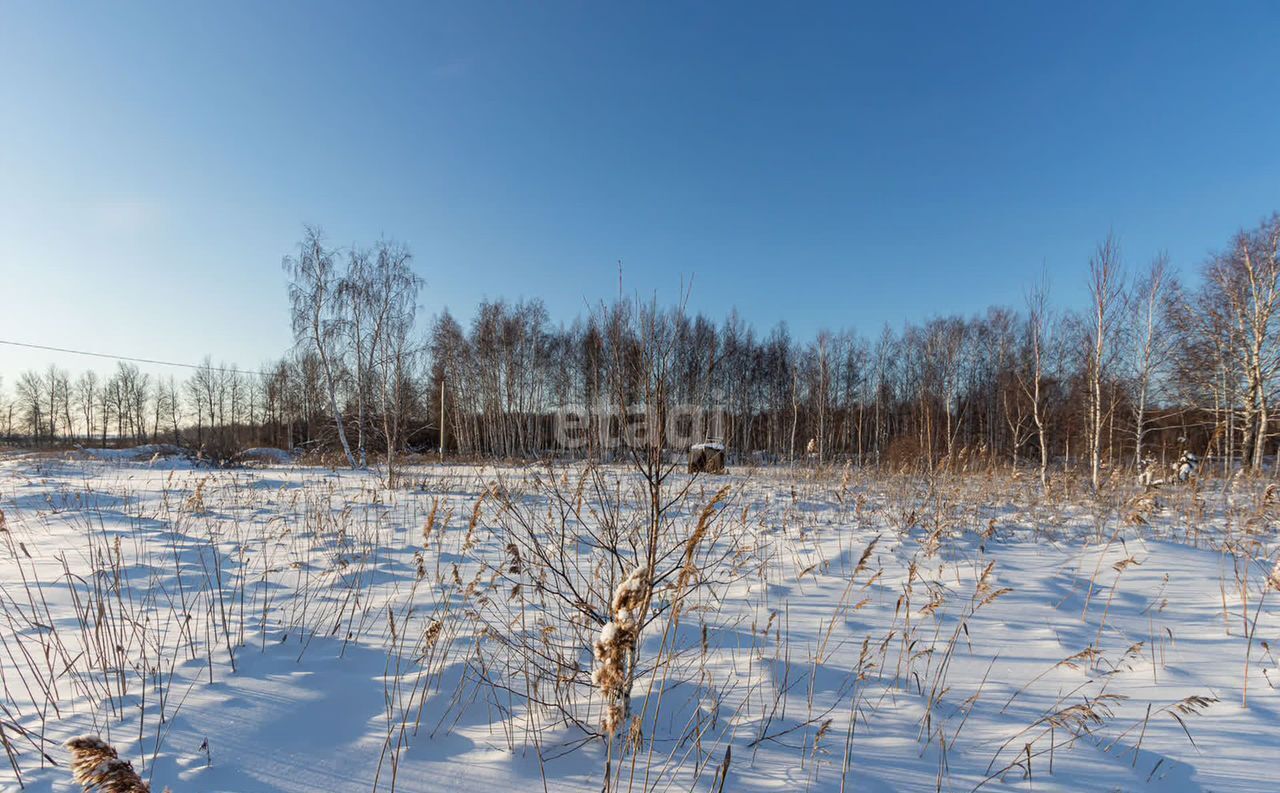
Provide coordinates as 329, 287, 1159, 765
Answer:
233, 447, 296, 465
0, 453, 1277, 792
71, 443, 187, 462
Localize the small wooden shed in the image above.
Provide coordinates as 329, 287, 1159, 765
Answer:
688, 442, 727, 474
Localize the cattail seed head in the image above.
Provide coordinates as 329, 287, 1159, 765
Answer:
65, 736, 152, 793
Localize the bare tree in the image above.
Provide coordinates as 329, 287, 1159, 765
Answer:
1202, 216, 1280, 470
1128, 254, 1173, 465
1086, 235, 1125, 490
1019, 277, 1054, 490
0, 378, 13, 439
44, 365, 70, 442
16, 370, 44, 442
366, 239, 423, 480
162, 376, 182, 444
74, 371, 99, 442
284, 226, 357, 467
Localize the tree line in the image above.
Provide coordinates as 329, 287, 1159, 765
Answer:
3, 215, 1279, 482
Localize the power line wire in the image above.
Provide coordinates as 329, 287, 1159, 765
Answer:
0, 339, 273, 377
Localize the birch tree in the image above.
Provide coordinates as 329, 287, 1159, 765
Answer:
1204, 216, 1280, 470
1086, 236, 1125, 490
284, 226, 357, 468
1019, 278, 1053, 490
1128, 254, 1172, 465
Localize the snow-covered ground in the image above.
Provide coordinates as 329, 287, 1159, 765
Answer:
0, 453, 1276, 792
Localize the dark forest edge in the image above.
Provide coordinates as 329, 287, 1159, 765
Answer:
3, 216, 1279, 488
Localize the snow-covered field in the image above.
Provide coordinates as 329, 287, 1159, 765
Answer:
1, 453, 1277, 792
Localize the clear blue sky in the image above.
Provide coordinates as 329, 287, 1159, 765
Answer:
2, 2, 1278, 383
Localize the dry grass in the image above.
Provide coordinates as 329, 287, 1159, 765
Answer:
0, 458, 1268, 791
